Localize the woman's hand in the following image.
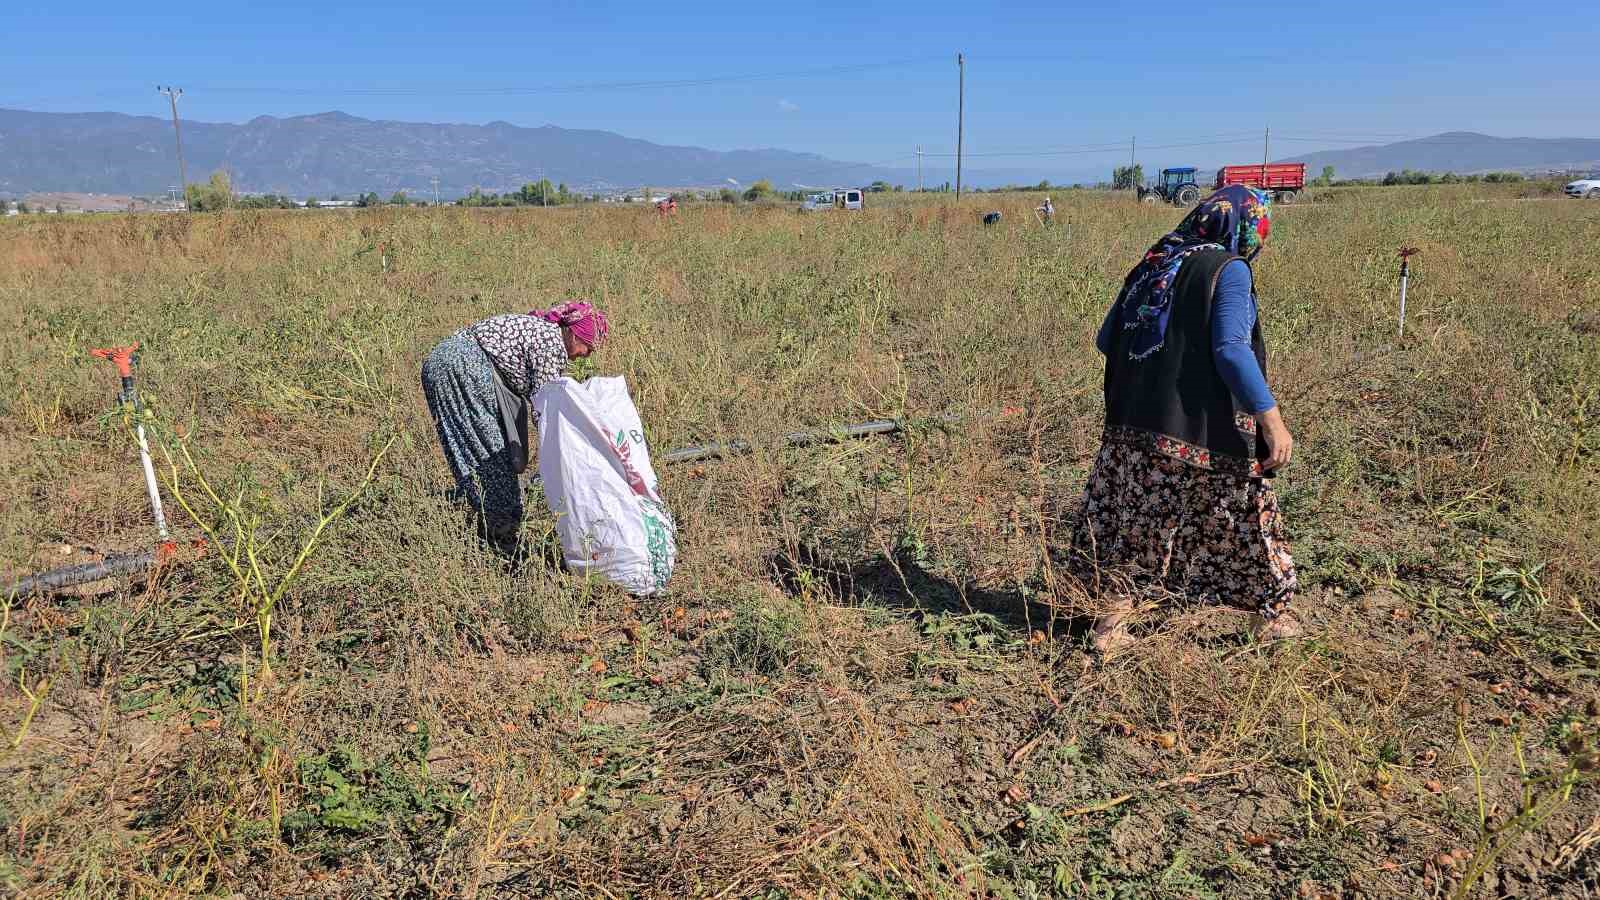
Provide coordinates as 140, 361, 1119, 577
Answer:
1256, 406, 1294, 471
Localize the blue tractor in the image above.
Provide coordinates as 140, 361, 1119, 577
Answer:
1138, 167, 1203, 206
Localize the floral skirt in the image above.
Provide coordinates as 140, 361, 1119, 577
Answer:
420, 330, 524, 547
1069, 431, 1297, 619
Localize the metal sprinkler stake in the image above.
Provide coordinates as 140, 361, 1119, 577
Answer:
1397, 246, 1420, 338
90, 343, 170, 540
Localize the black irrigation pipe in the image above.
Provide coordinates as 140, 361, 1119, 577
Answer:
3, 414, 961, 598
658, 417, 923, 465
4, 549, 164, 598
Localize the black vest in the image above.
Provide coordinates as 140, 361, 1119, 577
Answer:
1101, 249, 1270, 478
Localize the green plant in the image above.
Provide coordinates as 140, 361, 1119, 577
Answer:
0, 591, 49, 758
1452, 702, 1600, 898
184, 170, 236, 212
150, 411, 395, 703
701, 591, 811, 677
1480, 557, 1547, 613
285, 733, 464, 850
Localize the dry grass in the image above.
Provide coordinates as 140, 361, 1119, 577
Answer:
1, 186, 1597, 898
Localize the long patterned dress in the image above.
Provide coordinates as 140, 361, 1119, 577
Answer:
1071, 431, 1297, 620
420, 315, 566, 548
1071, 186, 1297, 622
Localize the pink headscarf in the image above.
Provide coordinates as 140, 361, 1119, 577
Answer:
534, 301, 610, 348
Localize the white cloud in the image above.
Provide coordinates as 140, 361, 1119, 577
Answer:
777, 99, 799, 113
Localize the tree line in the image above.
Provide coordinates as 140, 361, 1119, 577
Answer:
12, 163, 1547, 216
48, 163, 1546, 216
180, 172, 437, 212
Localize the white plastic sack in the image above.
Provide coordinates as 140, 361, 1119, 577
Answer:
533, 376, 677, 595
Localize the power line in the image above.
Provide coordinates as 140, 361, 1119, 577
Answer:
1272, 134, 1527, 146
916, 131, 1261, 156
1271, 129, 1421, 140
782, 154, 917, 186
944, 49, 1506, 69
190, 57, 947, 97
921, 135, 1265, 159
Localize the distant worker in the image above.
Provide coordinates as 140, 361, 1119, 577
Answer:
421, 302, 611, 555
1069, 185, 1299, 652
1037, 196, 1055, 224
656, 197, 678, 218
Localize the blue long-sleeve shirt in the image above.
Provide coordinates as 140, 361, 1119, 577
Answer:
1096, 259, 1277, 415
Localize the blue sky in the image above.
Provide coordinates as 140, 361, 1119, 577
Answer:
5, 0, 1595, 182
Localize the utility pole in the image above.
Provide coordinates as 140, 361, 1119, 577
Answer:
916, 146, 923, 193
1262, 126, 1270, 189
954, 53, 965, 202
1129, 135, 1136, 193
156, 86, 187, 198
431, 176, 439, 207
541, 167, 548, 207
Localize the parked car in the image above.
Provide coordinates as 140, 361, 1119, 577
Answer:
800, 192, 835, 212
799, 188, 864, 212
1564, 175, 1600, 198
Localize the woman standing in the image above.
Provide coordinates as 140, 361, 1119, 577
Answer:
1073, 185, 1299, 652
421, 301, 610, 553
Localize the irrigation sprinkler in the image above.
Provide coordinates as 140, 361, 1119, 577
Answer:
1397, 246, 1420, 338
90, 343, 169, 540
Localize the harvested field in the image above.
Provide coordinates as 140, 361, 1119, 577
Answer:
1, 186, 1597, 897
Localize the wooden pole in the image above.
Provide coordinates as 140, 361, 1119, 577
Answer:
1261, 126, 1270, 191
1130, 135, 1136, 195
157, 86, 187, 196
954, 53, 964, 202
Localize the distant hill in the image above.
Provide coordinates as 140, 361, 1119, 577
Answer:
10, 109, 1587, 197
0, 108, 1026, 197
1280, 132, 1600, 179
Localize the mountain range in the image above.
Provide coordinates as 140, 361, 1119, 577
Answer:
1279, 132, 1600, 179
2, 108, 1597, 198
0, 108, 952, 198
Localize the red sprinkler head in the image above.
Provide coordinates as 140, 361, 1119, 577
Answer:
90, 343, 140, 377
1397, 246, 1421, 259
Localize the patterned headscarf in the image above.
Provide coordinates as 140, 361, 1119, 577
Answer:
535, 301, 610, 348
1113, 185, 1272, 361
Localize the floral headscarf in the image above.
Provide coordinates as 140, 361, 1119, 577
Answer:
1113, 185, 1272, 361
535, 301, 610, 348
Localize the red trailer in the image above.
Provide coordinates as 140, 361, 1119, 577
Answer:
1215, 163, 1306, 203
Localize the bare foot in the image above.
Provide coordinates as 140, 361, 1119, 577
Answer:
1092, 599, 1136, 655
1252, 611, 1303, 642
1092, 623, 1137, 655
